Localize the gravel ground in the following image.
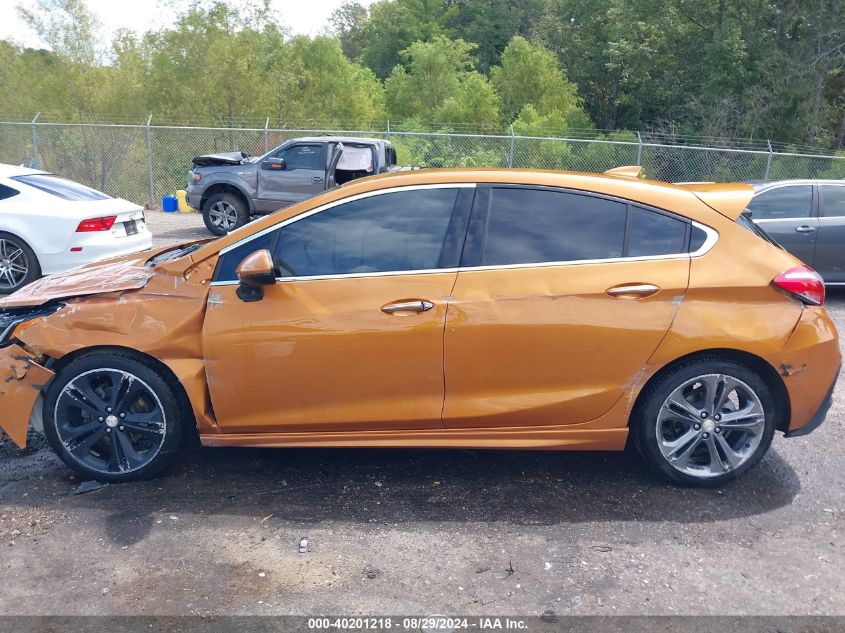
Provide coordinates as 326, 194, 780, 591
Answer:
0, 212, 843, 617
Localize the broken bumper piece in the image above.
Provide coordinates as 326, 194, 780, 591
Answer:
0, 344, 54, 448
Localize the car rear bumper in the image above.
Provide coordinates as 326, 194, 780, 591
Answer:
785, 366, 839, 437
39, 231, 154, 275
774, 307, 841, 435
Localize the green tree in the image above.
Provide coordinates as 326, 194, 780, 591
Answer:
491, 36, 589, 129
385, 36, 499, 128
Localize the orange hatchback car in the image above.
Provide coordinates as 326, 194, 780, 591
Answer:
0, 168, 839, 487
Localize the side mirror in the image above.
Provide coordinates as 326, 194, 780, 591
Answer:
262, 158, 285, 170
236, 249, 276, 302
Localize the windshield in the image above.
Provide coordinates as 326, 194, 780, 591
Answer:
736, 211, 783, 249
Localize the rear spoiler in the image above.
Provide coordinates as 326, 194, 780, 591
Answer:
192, 151, 248, 167
677, 182, 755, 221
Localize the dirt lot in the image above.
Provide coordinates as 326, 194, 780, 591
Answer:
0, 210, 843, 616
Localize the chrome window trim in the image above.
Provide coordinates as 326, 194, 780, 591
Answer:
218, 183, 476, 256
211, 188, 719, 286
753, 217, 815, 223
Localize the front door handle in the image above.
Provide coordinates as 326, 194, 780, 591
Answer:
606, 283, 660, 298
795, 225, 816, 233
311, 176, 324, 183
381, 300, 435, 314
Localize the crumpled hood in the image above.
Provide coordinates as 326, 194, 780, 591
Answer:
192, 151, 250, 167
0, 246, 178, 309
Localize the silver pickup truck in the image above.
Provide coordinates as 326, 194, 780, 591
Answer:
187, 136, 398, 235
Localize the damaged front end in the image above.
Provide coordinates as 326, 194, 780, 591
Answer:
0, 304, 63, 446
0, 242, 219, 450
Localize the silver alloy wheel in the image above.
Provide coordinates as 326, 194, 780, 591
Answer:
656, 373, 766, 478
54, 368, 167, 475
208, 201, 238, 231
0, 238, 29, 290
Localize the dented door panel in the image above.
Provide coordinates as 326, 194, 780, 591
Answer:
443, 258, 690, 428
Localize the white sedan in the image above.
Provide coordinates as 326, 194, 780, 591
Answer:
0, 164, 153, 293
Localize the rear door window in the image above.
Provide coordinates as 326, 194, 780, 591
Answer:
746, 185, 813, 219
627, 206, 688, 257
11, 174, 111, 201
820, 185, 845, 217
480, 188, 627, 265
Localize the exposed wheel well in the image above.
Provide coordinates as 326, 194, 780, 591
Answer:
200, 184, 251, 214
630, 349, 791, 433
47, 345, 199, 443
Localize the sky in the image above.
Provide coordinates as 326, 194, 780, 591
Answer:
0, 0, 376, 49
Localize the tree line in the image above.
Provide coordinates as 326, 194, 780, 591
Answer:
1, 0, 844, 149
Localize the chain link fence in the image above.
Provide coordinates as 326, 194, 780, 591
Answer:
1, 119, 844, 208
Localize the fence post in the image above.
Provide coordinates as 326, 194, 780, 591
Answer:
764, 140, 773, 181
264, 117, 270, 153
636, 131, 643, 166
386, 120, 391, 140
30, 112, 40, 167
145, 114, 155, 208
508, 124, 515, 168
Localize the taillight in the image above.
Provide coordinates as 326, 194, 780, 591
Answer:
76, 216, 117, 232
773, 265, 825, 306
192, 173, 202, 182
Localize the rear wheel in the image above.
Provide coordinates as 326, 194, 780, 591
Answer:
202, 192, 249, 236
43, 352, 189, 482
633, 358, 776, 487
0, 233, 40, 293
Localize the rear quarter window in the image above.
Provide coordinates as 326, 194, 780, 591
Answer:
11, 174, 111, 201
0, 183, 20, 201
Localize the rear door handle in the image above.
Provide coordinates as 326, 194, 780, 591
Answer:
795, 225, 816, 233
311, 176, 324, 183
606, 283, 660, 298
381, 300, 435, 314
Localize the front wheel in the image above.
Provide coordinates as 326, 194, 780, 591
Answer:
43, 352, 189, 482
202, 192, 249, 236
633, 358, 776, 487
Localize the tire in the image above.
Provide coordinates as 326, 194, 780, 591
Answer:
43, 351, 190, 483
632, 357, 776, 487
202, 192, 249, 236
0, 232, 41, 293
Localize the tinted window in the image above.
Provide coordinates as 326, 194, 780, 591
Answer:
746, 185, 812, 219
482, 188, 626, 265
215, 231, 278, 282
628, 206, 687, 256
689, 226, 709, 252
821, 185, 845, 217
0, 184, 20, 201
273, 189, 459, 276
277, 144, 323, 170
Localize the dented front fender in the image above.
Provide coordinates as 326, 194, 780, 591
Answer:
0, 344, 54, 447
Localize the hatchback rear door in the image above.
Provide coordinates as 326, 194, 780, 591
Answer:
747, 184, 818, 266
442, 185, 695, 429
816, 183, 845, 283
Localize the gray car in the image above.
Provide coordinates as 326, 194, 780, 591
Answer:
747, 179, 845, 285
187, 136, 398, 236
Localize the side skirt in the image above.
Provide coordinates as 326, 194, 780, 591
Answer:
200, 426, 628, 451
